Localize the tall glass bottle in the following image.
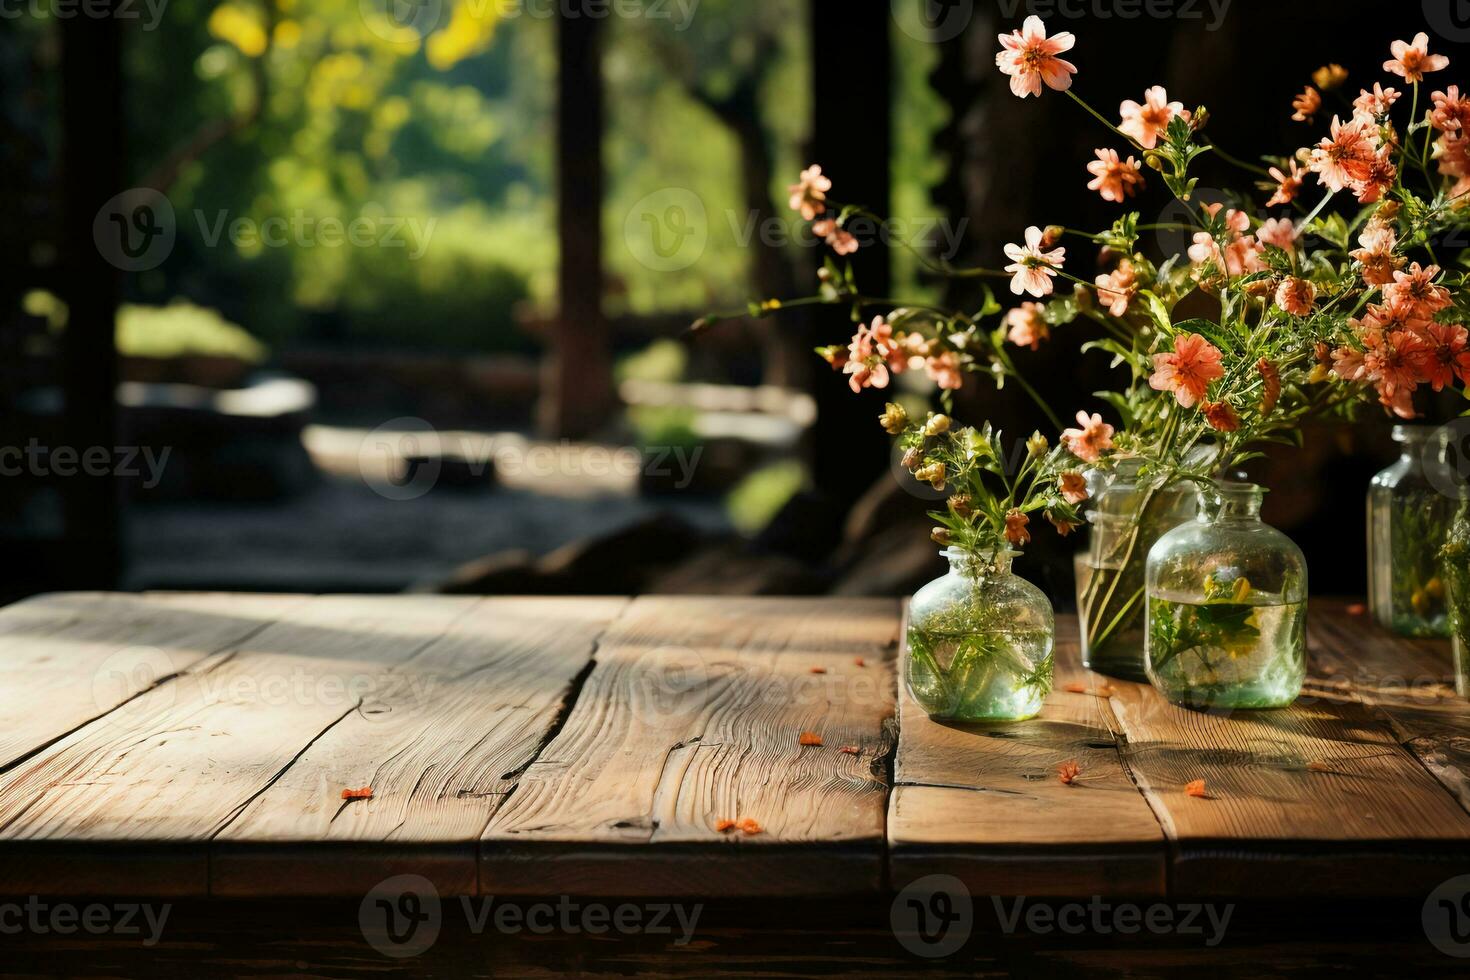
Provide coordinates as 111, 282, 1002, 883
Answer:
1075, 459, 1198, 681
906, 549, 1054, 722
1145, 482, 1308, 710
1368, 425, 1455, 638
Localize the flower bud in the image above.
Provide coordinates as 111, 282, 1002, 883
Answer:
923, 413, 952, 437
1143, 152, 1164, 171
902, 447, 924, 470
1040, 226, 1065, 249
948, 494, 973, 518
1026, 431, 1049, 458
914, 462, 946, 490
1189, 106, 1209, 132
930, 527, 952, 546
1072, 282, 1093, 311
1244, 278, 1275, 297
879, 402, 908, 435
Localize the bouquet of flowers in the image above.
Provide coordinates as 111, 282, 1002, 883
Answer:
700, 16, 1470, 685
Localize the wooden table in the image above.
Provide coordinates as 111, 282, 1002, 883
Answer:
3, 592, 1469, 975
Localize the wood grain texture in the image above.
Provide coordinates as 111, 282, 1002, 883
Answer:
1104, 600, 1470, 897
889, 613, 1168, 897
0, 594, 479, 895
481, 596, 900, 897
213, 597, 625, 896
0, 591, 304, 771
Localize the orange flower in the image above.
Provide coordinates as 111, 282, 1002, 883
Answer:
798, 731, 823, 747
1264, 158, 1306, 207
1060, 410, 1116, 463
1350, 224, 1403, 286
1275, 277, 1317, 316
1309, 115, 1380, 194
1149, 333, 1224, 408
1086, 147, 1145, 203
1353, 83, 1400, 121
1201, 401, 1241, 433
715, 819, 738, 832
1383, 262, 1452, 319
1004, 508, 1031, 547
1119, 85, 1188, 149
1431, 86, 1470, 133
1257, 358, 1281, 416
995, 16, 1077, 99
1291, 86, 1321, 123
1384, 32, 1449, 84
812, 218, 858, 256
739, 818, 763, 835
1313, 64, 1348, 90
1184, 779, 1209, 798
341, 786, 373, 800
1059, 471, 1089, 505
1057, 760, 1082, 785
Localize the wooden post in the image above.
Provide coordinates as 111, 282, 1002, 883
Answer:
808, 0, 893, 509
58, 9, 123, 588
541, 9, 614, 440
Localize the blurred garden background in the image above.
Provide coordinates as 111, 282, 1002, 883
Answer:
0, 0, 1440, 602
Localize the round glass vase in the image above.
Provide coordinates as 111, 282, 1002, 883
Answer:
1075, 460, 1198, 682
1368, 425, 1455, 638
1443, 499, 1470, 698
905, 549, 1055, 722
1144, 482, 1308, 711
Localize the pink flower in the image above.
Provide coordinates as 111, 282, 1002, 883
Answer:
1431, 86, 1470, 133
788, 165, 831, 220
1332, 345, 1369, 383
842, 316, 905, 393
995, 16, 1077, 99
1257, 217, 1297, 252
1308, 115, 1379, 194
1351, 224, 1403, 286
1060, 411, 1115, 463
1059, 471, 1089, 505
1149, 333, 1224, 408
1189, 207, 1265, 277
924, 351, 964, 391
1265, 158, 1306, 207
1004, 225, 1066, 297
1086, 148, 1145, 202
1118, 86, 1188, 149
1005, 303, 1050, 350
1275, 277, 1316, 316
1353, 83, 1400, 121
1364, 330, 1429, 417
1384, 32, 1448, 84
1383, 262, 1452, 319
1094, 259, 1138, 317
812, 218, 858, 256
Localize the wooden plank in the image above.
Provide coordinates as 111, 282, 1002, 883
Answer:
1306, 600, 1470, 811
481, 597, 899, 897
0, 594, 478, 896
212, 597, 625, 897
0, 591, 303, 771
1103, 599, 1470, 898
889, 613, 1168, 898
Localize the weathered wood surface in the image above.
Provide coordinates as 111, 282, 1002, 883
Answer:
481, 596, 901, 897
888, 612, 1169, 897
2, 593, 1470, 901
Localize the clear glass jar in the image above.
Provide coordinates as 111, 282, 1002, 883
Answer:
1368, 425, 1455, 638
906, 549, 1055, 721
1145, 482, 1307, 710
1075, 459, 1198, 681
1443, 499, 1470, 698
